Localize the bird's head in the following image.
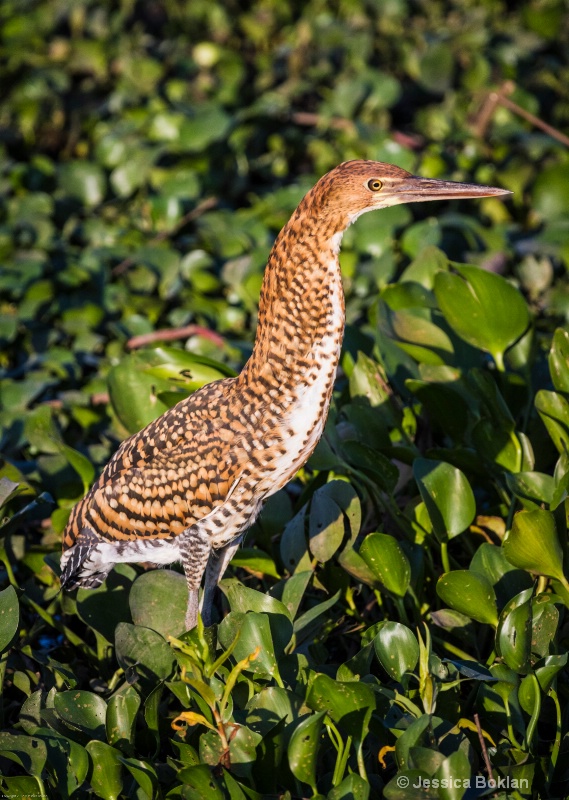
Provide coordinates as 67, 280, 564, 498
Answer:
311, 160, 511, 231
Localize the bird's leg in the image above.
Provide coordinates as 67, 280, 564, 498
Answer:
179, 526, 212, 630
200, 536, 243, 626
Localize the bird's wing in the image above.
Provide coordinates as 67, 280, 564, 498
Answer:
62, 377, 250, 548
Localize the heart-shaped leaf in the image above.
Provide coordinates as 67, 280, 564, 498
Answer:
374, 622, 419, 680
504, 509, 567, 584
436, 570, 498, 626
359, 533, 411, 597
414, 458, 476, 541
435, 265, 529, 369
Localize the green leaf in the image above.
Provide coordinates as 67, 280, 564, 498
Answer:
0, 731, 47, 776
115, 622, 175, 686
217, 611, 284, 678
129, 569, 187, 638
54, 691, 107, 740
176, 764, 224, 799
549, 328, 569, 392
230, 548, 280, 579
535, 653, 568, 693
496, 590, 533, 674
86, 741, 123, 800
58, 442, 96, 495
106, 685, 141, 751
436, 571, 498, 626
287, 711, 326, 791
328, 773, 370, 800
374, 622, 419, 680
435, 265, 529, 368
535, 390, 569, 453
309, 489, 344, 562
504, 509, 567, 583
246, 686, 302, 736
120, 756, 159, 798
435, 749, 471, 800
359, 533, 411, 596
413, 458, 476, 541
59, 161, 106, 207
178, 105, 231, 151
306, 673, 376, 745
0, 584, 19, 652
76, 569, 134, 643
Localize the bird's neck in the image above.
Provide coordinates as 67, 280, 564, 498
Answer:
242, 206, 346, 391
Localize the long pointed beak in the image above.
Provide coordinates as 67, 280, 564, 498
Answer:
386, 176, 512, 203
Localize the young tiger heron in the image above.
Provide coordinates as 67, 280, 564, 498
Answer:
61, 160, 510, 629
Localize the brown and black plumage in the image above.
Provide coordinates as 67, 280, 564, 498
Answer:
61, 160, 510, 629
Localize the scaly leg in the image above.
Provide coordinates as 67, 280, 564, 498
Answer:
179, 526, 212, 630
200, 536, 243, 626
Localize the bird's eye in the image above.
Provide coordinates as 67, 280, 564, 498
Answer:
367, 178, 383, 192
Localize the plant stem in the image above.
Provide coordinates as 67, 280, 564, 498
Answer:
440, 541, 450, 574
548, 686, 562, 785
523, 674, 541, 751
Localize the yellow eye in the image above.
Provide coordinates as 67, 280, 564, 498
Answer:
367, 178, 383, 192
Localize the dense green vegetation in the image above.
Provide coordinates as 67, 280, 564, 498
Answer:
2, 0, 569, 797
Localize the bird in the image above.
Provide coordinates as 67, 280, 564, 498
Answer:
60, 160, 510, 630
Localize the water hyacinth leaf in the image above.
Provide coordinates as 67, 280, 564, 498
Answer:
496, 590, 533, 674
518, 673, 540, 716
394, 714, 431, 770
222, 581, 292, 621
129, 570, 187, 638
341, 441, 400, 492
86, 741, 123, 800
54, 691, 107, 740
505, 471, 556, 508
359, 533, 411, 596
230, 548, 280, 579
531, 595, 559, 658
413, 458, 476, 541
504, 509, 566, 583
308, 490, 345, 562
121, 756, 159, 798
337, 546, 382, 588
0, 584, 19, 652
106, 685, 141, 751
549, 328, 569, 393
279, 570, 312, 619
279, 506, 312, 574
76, 569, 134, 643
435, 749, 471, 800
306, 673, 376, 744
176, 764, 225, 799
246, 686, 302, 736
383, 770, 431, 800
374, 622, 419, 680
378, 302, 454, 364
406, 379, 469, 444
469, 543, 532, 609
33, 729, 89, 799
535, 390, 569, 453
436, 571, 498, 626
59, 161, 106, 207
217, 611, 280, 678
328, 773, 370, 800
0, 731, 48, 776
115, 623, 175, 685
435, 265, 529, 368
287, 711, 326, 791
293, 590, 341, 641
107, 357, 179, 434
58, 443, 96, 495
535, 653, 568, 693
